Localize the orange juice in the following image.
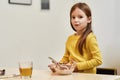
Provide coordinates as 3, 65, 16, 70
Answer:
19, 67, 32, 76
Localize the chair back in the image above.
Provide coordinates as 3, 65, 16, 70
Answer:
96, 68, 117, 75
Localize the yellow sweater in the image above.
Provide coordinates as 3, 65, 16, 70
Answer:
60, 32, 102, 74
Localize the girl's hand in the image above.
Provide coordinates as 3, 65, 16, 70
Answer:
54, 62, 76, 75
48, 63, 56, 72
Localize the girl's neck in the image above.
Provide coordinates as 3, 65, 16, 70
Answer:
76, 28, 86, 36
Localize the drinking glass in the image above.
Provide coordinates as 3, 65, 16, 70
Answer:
19, 61, 33, 79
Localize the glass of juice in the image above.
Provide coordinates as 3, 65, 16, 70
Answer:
19, 61, 33, 79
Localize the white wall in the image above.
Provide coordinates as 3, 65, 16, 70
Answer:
0, 0, 74, 69
0, 0, 120, 74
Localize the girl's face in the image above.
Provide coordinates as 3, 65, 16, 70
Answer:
71, 7, 91, 34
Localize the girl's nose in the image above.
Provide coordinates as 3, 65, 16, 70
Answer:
74, 17, 79, 22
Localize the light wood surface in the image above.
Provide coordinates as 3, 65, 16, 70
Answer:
0, 68, 120, 80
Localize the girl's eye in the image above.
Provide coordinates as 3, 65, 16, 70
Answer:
72, 16, 75, 19
79, 16, 83, 18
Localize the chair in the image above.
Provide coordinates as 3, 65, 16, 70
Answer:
96, 67, 117, 75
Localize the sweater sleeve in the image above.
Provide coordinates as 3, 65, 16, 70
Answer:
77, 34, 102, 70
60, 47, 70, 63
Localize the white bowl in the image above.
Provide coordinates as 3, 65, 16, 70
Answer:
54, 68, 74, 75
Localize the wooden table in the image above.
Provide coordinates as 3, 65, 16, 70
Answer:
0, 68, 120, 80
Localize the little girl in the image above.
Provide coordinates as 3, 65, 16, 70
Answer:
49, 2, 102, 74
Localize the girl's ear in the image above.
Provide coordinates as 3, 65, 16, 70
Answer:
87, 17, 92, 23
